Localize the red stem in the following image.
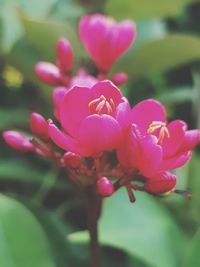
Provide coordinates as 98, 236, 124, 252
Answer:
86, 185, 102, 267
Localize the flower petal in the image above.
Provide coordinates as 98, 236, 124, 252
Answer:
60, 86, 92, 138
138, 134, 163, 177
115, 97, 132, 129
144, 171, 176, 194
91, 80, 122, 105
179, 129, 200, 153
78, 114, 121, 155
131, 99, 166, 134
162, 120, 187, 158
160, 151, 192, 171
48, 122, 90, 156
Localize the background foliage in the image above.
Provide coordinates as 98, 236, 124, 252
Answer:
0, 0, 200, 266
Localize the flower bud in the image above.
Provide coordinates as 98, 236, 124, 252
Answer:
35, 62, 61, 85
30, 113, 49, 140
3, 131, 34, 152
144, 172, 176, 194
53, 87, 67, 120
97, 177, 114, 197
63, 152, 81, 168
56, 38, 73, 73
111, 72, 128, 85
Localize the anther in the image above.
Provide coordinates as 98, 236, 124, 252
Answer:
147, 121, 170, 144
88, 95, 115, 115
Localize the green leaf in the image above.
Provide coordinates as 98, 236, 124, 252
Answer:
0, 109, 29, 130
13, 0, 57, 18
99, 189, 185, 267
69, 190, 185, 267
106, 0, 199, 19
184, 229, 200, 267
0, 194, 56, 267
21, 17, 82, 63
114, 34, 200, 80
157, 87, 193, 104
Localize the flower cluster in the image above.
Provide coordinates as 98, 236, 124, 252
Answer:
3, 14, 200, 202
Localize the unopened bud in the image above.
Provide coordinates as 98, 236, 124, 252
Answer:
63, 152, 81, 168
53, 87, 67, 120
97, 177, 114, 197
144, 172, 176, 194
30, 113, 49, 140
35, 62, 61, 85
56, 38, 73, 73
111, 72, 128, 86
3, 131, 34, 152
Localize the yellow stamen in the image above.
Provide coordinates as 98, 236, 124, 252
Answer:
147, 121, 170, 144
88, 95, 115, 115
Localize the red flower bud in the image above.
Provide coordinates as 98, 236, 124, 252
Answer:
111, 72, 128, 86
144, 172, 176, 194
30, 113, 49, 140
63, 152, 81, 168
97, 177, 114, 197
56, 38, 73, 73
3, 131, 34, 152
35, 62, 61, 85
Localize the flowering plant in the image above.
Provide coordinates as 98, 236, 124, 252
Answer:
3, 13, 200, 267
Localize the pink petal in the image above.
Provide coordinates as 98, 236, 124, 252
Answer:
144, 171, 176, 193
160, 151, 192, 171
117, 125, 140, 170
91, 80, 122, 105
138, 134, 163, 177
114, 21, 136, 56
78, 114, 121, 155
179, 129, 200, 153
131, 99, 166, 134
162, 120, 187, 158
117, 124, 163, 176
115, 97, 132, 129
48, 122, 90, 156
60, 86, 92, 138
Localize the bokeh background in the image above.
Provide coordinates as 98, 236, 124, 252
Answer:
0, 0, 200, 267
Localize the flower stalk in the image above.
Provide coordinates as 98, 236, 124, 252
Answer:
86, 184, 102, 267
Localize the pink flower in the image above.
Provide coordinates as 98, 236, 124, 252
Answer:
52, 70, 98, 121
117, 99, 200, 180
79, 14, 136, 72
48, 80, 131, 156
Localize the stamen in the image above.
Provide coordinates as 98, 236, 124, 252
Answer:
147, 121, 170, 144
88, 95, 116, 115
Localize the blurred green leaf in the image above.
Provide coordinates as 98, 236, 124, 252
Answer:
99, 189, 185, 267
134, 19, 167, 48
21, 17, 82, 62
0, 159, 67, 191
69, 189, 185, 267
106, 0, 200, 19
0, 108, 29, 130
115, 34, 200, 80
157, 87, 193, 104
0, 194, 56, 267
0, 3, 22, 52
13, 0, 57, 18
184, 229, 200, 267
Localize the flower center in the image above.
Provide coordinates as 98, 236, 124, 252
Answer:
88, 95, 115, 115
147, 121, 170, 144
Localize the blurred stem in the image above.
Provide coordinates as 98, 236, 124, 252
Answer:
86, 184, 102, 267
